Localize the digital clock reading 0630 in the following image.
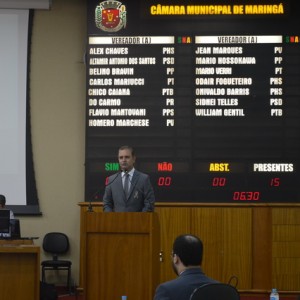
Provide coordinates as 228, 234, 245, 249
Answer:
85, 0, 300, 204
233, 192, 260, 201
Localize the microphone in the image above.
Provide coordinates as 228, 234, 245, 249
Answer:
87, 170, 123, 212
121, 167, 128, 173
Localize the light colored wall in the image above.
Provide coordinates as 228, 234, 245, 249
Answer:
20, 0, 86, 286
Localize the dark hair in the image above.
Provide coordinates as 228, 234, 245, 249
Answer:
173, 234, 203, 266
0, 194, 6, 206
118, 145, 135, 157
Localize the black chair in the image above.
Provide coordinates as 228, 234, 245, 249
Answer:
189, 283, 240, 300
41, 232, 72, 292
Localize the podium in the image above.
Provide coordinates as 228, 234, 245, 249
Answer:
81, 211, 160, 300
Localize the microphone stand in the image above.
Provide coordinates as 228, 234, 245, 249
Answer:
87, 190, 100, 213
87, 199, 94, 212
87, 171, 122, 213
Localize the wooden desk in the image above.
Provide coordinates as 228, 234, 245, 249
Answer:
0, 245, 40, 300
0, 239, 34, 245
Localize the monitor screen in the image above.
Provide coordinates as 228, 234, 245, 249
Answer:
0, 209, 10, 234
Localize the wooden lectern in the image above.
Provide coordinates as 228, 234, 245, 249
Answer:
81, 211, 160, 300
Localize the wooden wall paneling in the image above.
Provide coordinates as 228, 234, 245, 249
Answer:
273, 207, 300, 225
222, 208, 252, 289
192, 207, 252, 289
155, 206, 191, 283
273, 258, 300, 291
78, 203, 300, 292
191, 207, 224, 281
252, 207, 272, 290
272, 208, 300, 291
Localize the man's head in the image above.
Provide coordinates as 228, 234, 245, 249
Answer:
0, 195, 6, 208
118, 145, 136, 172
171, 234, 203, 275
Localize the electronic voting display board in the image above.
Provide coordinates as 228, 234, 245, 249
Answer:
85, 0, 300, 204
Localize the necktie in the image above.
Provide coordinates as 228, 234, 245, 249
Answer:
124, 173, 130, 198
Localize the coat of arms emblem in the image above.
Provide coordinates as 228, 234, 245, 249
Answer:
95, 1, 127, 32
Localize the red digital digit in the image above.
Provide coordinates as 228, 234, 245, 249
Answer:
165, 177, 172, 186
252, 192, 260, 200
158, 176, 172, 186
270, 177, 280, 187
212, 177, 226, 187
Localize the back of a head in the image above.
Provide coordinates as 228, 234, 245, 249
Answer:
173, 234, 203, 267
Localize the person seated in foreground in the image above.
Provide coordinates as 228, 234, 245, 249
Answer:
154, 234, 218, 300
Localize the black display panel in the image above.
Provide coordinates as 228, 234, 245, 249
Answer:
85, 0, 300, 203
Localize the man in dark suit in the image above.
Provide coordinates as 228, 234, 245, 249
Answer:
0, 194, 15, 238
103, 145, 155, 212
154, 234, 218, 300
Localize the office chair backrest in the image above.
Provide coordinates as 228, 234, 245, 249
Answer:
189, 283, 240, 300
42, 232, 69, 259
